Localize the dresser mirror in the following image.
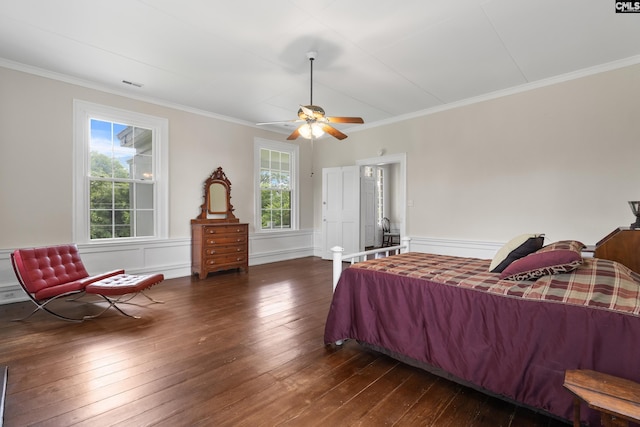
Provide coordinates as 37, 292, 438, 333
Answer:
208, 182, 227, 214
196, 166, 238, 222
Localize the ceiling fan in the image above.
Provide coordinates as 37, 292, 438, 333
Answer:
258, 51, 364, 141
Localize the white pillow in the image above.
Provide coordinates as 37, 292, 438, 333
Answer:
489, 233, 545, 273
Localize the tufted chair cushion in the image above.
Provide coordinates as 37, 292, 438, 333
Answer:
12, 244, 129, 301
86, 273, 165, 296
12, 244, 89, 295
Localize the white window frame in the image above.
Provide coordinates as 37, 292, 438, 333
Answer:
254, 138, 299, 232
73, 100, 169, 243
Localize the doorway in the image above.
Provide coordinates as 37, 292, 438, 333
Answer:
357, 153, 407, 251
320, 153, 406, 258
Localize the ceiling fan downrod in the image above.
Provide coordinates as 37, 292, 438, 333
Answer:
256, 50, 362, 141
307, 51, 316, 106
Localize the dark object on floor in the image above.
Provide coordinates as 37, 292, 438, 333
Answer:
1, 365, 7, 427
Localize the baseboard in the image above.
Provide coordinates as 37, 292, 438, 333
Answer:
0, 284, 25, 304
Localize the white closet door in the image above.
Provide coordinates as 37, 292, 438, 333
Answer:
322, 166, 360, 259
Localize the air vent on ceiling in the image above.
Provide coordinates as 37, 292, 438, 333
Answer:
122, 80, 144, 88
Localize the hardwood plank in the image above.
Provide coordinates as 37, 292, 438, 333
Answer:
319, 361, 417, 425
394, 376, 463, 425
0, 256, 569, 426
433, 386, 491, 427
352, 368, 437, 426
273, 357, 400, 426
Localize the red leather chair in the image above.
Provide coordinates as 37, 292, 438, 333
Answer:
11, 244, 163, 321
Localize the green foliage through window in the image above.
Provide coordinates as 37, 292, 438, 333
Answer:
88, 119, 154, 240
260, 148, 291, 230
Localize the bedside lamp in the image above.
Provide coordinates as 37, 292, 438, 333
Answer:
629, 201, 640, 229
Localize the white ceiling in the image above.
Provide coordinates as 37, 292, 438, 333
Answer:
1, 0, 640, 137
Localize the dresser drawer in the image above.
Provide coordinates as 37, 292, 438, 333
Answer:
203, 225, 247, 235
204, 253, 248, 267
204, 245, 247, 256
204, 235, 247, 246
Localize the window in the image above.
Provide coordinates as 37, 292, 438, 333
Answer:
254, 138, 298, 231
73, 100, 168, 242
376, 167, 385, 224
363, 165, 385, 225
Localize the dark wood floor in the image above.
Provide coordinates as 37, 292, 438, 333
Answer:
0, 257, 568, 426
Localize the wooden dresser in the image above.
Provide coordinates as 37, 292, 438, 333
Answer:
191, 220, 248, 279
594, 227, 640, 274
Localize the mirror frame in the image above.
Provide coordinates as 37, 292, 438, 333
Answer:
196, 166, 238, 222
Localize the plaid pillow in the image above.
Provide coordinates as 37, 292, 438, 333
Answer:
537, 240, 586, 254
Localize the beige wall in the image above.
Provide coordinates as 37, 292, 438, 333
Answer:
0, 66, 314, 248
2, 62, 639, 252
313, 63, 640, 246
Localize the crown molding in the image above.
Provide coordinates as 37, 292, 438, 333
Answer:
3, 53, 639, 136
0, 57, 258, 128
349, 54, 640, 134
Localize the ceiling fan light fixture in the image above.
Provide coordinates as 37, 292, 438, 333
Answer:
257, 51, 363, 141
298, 122, 325, 139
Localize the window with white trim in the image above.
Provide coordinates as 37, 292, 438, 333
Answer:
254, 138, 298, 231
73, 100, 168, 242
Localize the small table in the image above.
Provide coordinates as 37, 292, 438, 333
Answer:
564, 370, 640, 427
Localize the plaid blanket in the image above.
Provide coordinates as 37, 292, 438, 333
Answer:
350, 252, 640, 316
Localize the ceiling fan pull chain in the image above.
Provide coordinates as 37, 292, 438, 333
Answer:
309, 55, 314, 106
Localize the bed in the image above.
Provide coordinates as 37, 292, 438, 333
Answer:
324, 236, 640, 425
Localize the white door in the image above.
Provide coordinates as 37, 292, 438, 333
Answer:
361, 170, 376, 248
322, 166, 360, 259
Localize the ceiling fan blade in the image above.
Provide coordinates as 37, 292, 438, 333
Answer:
257, 119, 303, 125
286, 128, 301, 140
322, 124, 348, 140
326, 116, 364, 124
259, 54, 362, 139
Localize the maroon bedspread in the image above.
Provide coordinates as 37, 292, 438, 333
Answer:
324, 253, 640, 424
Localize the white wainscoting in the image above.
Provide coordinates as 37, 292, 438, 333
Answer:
0, 232, 499, 305
250, 229, 315, 265
409, 236, 502, 259
0, 229, 315, 305
313, 233, 502, 260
